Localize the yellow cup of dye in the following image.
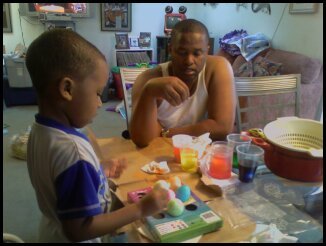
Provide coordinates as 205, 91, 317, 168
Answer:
180, 144, 198, 173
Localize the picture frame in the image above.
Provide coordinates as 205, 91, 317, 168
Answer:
129, 36, 139, 48
101, 3, 132, 32
139, 32, 151, 48
115, 33, 130, 49
289, 3, 318, 14
3, 3, 12, 33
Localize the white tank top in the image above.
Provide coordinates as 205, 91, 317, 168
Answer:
157, 62, 208, 129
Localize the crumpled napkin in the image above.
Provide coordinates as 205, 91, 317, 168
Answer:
240, 223, 298, 243
192, 132, 212, 158
141, 161, 170, 174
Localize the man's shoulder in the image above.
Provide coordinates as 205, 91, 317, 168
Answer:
137, 65, 162, 81
205, 55, 231, 72
206, 55, 229, 65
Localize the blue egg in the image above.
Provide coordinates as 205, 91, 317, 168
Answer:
176, 185, 191, 202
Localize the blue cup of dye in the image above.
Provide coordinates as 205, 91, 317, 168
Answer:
236, 144, 264, 183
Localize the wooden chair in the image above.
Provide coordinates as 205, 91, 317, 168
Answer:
234, 74, 301, 132
120, 67, 149, 132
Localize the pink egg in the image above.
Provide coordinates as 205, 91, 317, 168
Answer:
153, 180, 170, 190
167, 189, 176, 201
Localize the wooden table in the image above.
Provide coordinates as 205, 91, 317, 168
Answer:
98, 136, 257, 243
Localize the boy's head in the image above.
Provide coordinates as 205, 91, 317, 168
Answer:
26, 29, 109, 128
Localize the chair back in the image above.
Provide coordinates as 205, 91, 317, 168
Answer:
234, 74, 301, 132
120, 67, 149, 130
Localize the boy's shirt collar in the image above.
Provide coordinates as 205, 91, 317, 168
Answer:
35, 114, 89, 142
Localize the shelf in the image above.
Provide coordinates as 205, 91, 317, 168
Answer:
114, 48, 153, 67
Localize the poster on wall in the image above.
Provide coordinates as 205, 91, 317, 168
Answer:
3, 3, 12, 33
101, 3, 132, 32
289, 3, 318, 14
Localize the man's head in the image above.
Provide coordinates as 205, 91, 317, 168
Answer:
26, 29, 109, 128
169, 19, 210, 84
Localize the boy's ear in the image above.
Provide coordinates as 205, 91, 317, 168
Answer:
59, 77, 74, 101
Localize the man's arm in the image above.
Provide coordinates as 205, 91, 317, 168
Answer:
130, 68, 189, 147
130, 56, 235, 146
166, 56, 236, 140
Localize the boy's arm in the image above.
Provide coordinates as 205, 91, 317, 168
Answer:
61, 203, 141, 242
61, 187, 168, 242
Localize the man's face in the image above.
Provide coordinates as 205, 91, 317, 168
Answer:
169, 32, 209, 84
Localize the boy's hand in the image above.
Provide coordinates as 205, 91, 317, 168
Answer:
102, 158, 127, 178
137, 187, 169, 217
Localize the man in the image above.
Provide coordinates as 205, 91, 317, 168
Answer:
130, 19, 236, 147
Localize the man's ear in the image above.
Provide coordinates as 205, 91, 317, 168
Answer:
59, 77, 75, 101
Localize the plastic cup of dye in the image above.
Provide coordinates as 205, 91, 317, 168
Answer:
227, 133, 252, 168
206, 141, 233, 179
180, 143, 199, 173
236, 144, 264, 183
172, 134, 192, 163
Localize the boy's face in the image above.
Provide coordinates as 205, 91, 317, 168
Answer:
68, 59, 109, 128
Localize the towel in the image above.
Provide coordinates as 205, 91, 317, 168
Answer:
232, 33, 270, 61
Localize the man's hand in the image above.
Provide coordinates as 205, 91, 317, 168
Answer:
102, 158, 127, 178
144, 76, 190, 106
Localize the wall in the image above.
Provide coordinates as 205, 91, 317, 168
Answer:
3, 3, 196, 69
4, 3, 323, 65
3, 3, 323, 118
192, 3, 323, 62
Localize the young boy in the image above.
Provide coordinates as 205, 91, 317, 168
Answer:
25, 29, 169, 243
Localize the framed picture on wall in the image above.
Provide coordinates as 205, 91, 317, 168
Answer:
3, 3, 12, 33
101, 3, 132, 32
289, 3, 318, 14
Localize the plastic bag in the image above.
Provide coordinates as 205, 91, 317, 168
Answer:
10, 126, 31, 160
219, 29, 248, 56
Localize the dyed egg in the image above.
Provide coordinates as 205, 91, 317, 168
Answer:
167, 198, 185, 217
167, 189, 176, 201
176, 185, 191, 202
153, 180, 170, 190
169, 176, 182, 191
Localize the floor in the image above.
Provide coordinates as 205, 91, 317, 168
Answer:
3, 100, 126, 242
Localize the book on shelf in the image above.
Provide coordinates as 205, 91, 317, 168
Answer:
116, 51, 151, 66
